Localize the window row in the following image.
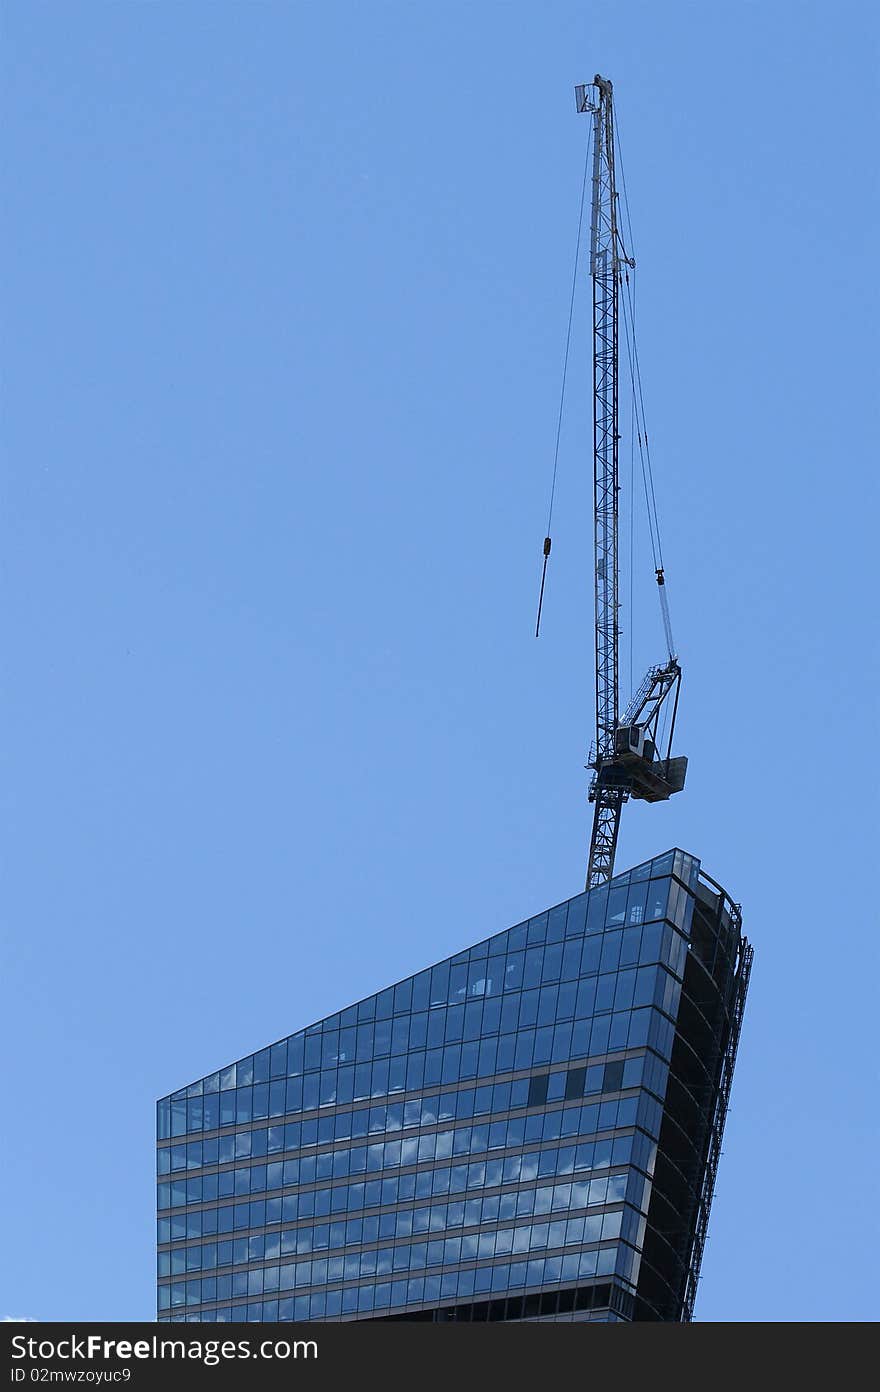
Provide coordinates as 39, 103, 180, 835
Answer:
158, 1213, 627, 1311
158, 1055, 648, 1176
159, 1132, 642, 1246
193, 959, 668, 1093
159, 1169, 631, 1277
162, 1222, 645, 1322
159, 1275, 630, 1323
158, 1097, 643, 1212
160, 1005, 678, 1140
157, 1134, 645, 1253
157, 1245, 634, 1319
160, 876, 687, 1114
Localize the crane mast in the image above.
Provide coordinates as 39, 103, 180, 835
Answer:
581, 76, 628, 888
576, 76, 687, 890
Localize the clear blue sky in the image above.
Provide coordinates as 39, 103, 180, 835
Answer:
2, 1, 877, 1323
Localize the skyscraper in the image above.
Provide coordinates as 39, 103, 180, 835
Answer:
156, 848, 750, 1323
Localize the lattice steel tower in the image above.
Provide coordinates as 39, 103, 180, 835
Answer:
575, 77, 687, 890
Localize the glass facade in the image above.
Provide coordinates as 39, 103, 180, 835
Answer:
156, 848, 751, 1323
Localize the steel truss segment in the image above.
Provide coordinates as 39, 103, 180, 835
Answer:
580, 75, 679, 887
585, 77, 622, 887
592, 92, 619, 767
586, 787, 626, 890
624, 659, 682, 762
680, 910, 753, 1321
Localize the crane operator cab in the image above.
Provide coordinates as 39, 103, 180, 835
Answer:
615, 723, 653, 761
611, 724, 688, 804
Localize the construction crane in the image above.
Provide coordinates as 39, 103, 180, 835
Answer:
577, 75, 687, 889
535, 77, 688, 888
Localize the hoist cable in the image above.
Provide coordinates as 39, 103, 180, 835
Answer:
545, 134, 591, 536
616, 117, 677, 660
624, 278, 665, 571
628, 385, 635, 700
613, 116, 637, 285
620, 283, 676, 657
536, 131, 591, 638
619, 289, 661, 569
616, 118, 668, 576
